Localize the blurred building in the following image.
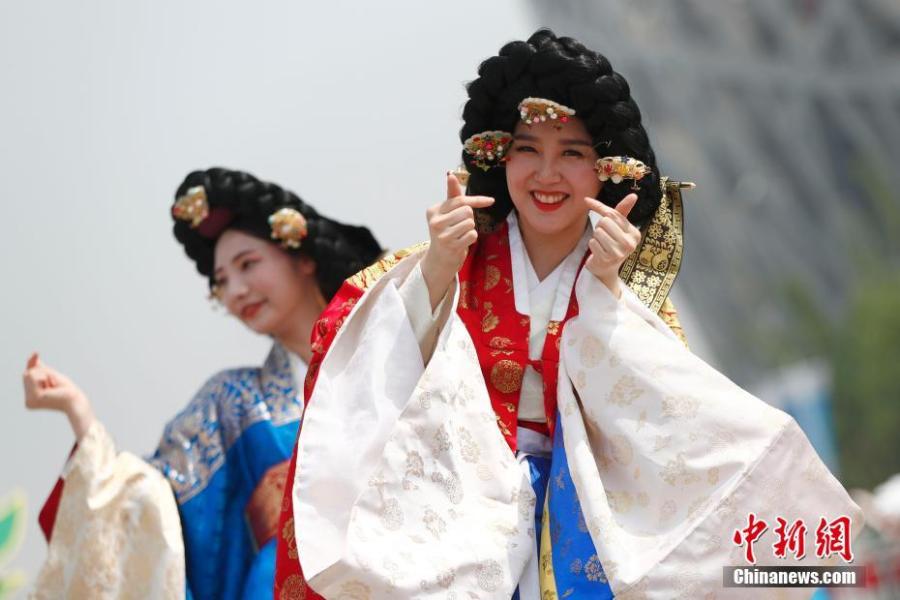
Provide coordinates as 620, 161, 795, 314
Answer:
529, 0, 900, 386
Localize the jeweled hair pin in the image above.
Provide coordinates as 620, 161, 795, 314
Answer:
596, 156, 650, 190
463, 131, 512, 171
172, 186, 209, 228
518, 97, 575, 128
268, 207, 308, 249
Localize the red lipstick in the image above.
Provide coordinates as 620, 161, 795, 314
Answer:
240, 302, 264, 320
531, 191, 568, 212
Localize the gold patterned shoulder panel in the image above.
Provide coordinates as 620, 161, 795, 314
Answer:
345, 242, 429, 291
620, 177, 691, 314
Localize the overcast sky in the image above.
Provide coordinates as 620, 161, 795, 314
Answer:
0, 0, 539, 583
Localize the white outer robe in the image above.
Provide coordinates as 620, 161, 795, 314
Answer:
292, 246, 862, 599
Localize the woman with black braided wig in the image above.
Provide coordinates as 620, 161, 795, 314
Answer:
273, 30, 858, 599
24, 168, 382, 599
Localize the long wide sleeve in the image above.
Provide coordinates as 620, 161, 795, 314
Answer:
396, 261, 455, 363
31, 421, 185, 599
291, 251, 534, 598
553, 271, 863, 598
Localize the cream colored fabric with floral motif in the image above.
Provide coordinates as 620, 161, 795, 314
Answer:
30, 422, 184, 599
559, 272, 863, 599
292, 249, 861, 599
294, 250, 535, 599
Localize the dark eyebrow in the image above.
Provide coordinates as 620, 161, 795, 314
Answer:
513, 133, 593, 146
230, 249, 256, 265
214, 249, 256, 276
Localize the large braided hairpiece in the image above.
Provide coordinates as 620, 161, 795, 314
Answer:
172, 167, 382, 301
461, 29, 662, 229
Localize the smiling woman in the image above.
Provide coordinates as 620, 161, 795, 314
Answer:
212, 231, 322, 359
504, 119, 605, 279
23, 168, 382, 599
273, 30, 860, 599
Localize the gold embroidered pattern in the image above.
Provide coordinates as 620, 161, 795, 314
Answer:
345, 242, 428, 290
458, 427, 481, 463
432, 425, 452, 453
660, 452, 701, 486
405, 451, 424, 479
379, 498, 404, 530
608, 434, 634, 467
539, 495, 560, 599
579, 334, 605, 368
281, 517, 298, 560
459, 280, 472, 310
490, 359, 524, 394
423, 508, 447, 539
584, 554, 608, 583
484, 264, 501, 290
402, 450, 424, 491
431, 471, 464, 504
482, 301, 500, 332
337, 580, 371, 600
661, 394, 700, 419
621, 178, 687, 313
608, 375, 643, 407
489, 336, 514, 349
495, 414, 512, 439
476, 559, 504, 592
606, 491, 635, 514
279, 574, 307, 600
153, 343, 302, 503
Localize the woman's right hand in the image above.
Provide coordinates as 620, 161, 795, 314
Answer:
23, 352, 96, 441
420, 172, 494, 310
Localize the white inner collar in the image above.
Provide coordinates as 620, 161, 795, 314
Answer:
506, 211, 592, 322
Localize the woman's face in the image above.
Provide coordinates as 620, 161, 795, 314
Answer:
505, 116, 602, 240
212, 229, 312, 336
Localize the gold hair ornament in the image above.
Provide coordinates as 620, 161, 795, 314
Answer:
596, 156, 650, 190
268, 207, 308, 249
463, 131, 512, 171
518, 97, 575, 128
172, 186, 209, 228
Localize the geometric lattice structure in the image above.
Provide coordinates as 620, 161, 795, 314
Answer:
528, 0, 900, 383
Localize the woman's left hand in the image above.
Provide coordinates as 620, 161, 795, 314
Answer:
23, 352, 95, 441
584, 193, 642, 297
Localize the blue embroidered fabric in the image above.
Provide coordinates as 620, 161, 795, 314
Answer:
546, 412, 614, 597
513, 413, 614, 599
150, 343, 303, 599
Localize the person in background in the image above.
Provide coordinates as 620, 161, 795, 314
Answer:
24, 167, 382, 598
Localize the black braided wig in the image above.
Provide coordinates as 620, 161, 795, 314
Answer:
462, 29, 662, 228
172, 168, 382, 301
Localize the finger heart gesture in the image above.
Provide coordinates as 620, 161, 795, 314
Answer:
420, 172, 494, 309
584, 193, 642, 296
